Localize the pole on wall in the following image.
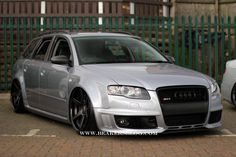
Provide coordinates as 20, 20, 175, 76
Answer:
40, 1, 46, 31
163, 0, 169, 17
215, 0, 219, 16
98, 1, 103, 25
130, 2, 135, 25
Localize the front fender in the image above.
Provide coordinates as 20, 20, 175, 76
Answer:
68, 76, 112, 109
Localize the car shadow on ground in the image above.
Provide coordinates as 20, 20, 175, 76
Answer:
93, 129, 222, 141
0, 99, 228, 139
24, 111, 223, 139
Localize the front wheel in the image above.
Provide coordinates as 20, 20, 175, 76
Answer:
11, 80, 26, 113
231, 84, 236, 107
69, 89, 98, 135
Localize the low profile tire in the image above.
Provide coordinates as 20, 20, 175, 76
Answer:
10, 80, 26, 113
231, 83, 236, 107
69, 88, 98, 135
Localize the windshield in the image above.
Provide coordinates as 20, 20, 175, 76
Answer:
73, 36, 168, 64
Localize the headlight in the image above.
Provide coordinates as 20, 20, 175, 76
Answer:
210, 81, 218, 93
107, 85, 150, 100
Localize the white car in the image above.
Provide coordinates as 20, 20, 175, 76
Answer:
221, 59, 236, 106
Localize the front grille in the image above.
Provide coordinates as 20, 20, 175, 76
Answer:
156, 86, 209, 126
157, 86, 208, 104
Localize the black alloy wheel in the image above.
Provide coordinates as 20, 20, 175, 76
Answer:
11, 80, 26, 113
70, 89, 97, 135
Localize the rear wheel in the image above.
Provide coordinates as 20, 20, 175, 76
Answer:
231, 84, 236, 107
11, 80, 26, 113
69, 88, 98, 135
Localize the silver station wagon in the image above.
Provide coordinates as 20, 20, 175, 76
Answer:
11, 32, 222, 135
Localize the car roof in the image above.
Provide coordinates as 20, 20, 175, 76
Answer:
70, 32, 131, 38
37, 31, 138, 39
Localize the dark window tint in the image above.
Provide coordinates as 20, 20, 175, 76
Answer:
53, 40, 71, 60
33, 40, 51, 60
73, 37, 167, 64
22, 39, 39, 58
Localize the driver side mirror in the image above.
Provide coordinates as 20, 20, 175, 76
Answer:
51, 55, 70, 65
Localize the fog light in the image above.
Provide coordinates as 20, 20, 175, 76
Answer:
114, 116, 158, 129
117, 119, 130, 127
209, 110, 222, 124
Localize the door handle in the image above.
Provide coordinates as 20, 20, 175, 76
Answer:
23, 66, 28, 72
40, 72, 44, 76
40, 70, 46, 76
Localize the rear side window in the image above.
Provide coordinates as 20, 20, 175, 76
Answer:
22, 39, 40, 58
32, 38, 52, 61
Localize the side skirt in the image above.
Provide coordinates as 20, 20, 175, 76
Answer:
26, 105, 70, 124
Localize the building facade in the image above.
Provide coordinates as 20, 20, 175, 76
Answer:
0, 0, 171, 17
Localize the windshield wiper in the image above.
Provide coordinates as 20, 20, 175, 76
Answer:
154, 60, 171, 63
134, 61, 171, 63
82, 60, 171, 64
82, 61, 132, 64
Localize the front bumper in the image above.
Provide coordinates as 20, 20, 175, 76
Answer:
93, 90, 222, 135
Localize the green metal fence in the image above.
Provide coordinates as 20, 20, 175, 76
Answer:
0, 16, 236, 91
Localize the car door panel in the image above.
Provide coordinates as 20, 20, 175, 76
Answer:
24, 37, 53, 110
40, 64, 69, 116
24, 60, 41, 108
39, 37, 71, 117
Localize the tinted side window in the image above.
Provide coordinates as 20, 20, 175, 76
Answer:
33, 40, 51, 61
22, 39, 40, 58
53, 40, 71, 60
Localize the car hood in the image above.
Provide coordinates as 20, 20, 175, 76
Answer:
82, 63, 211, 90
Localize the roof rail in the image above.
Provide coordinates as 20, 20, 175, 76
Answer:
38, 30, 70, 37
111, 31, 132, 35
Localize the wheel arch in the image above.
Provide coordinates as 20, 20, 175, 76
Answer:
12, 74, 29, 106
68, 80, 107, 108
11, 78, 21, 87
68, 85, 102, 122
11, 78, 21, 100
